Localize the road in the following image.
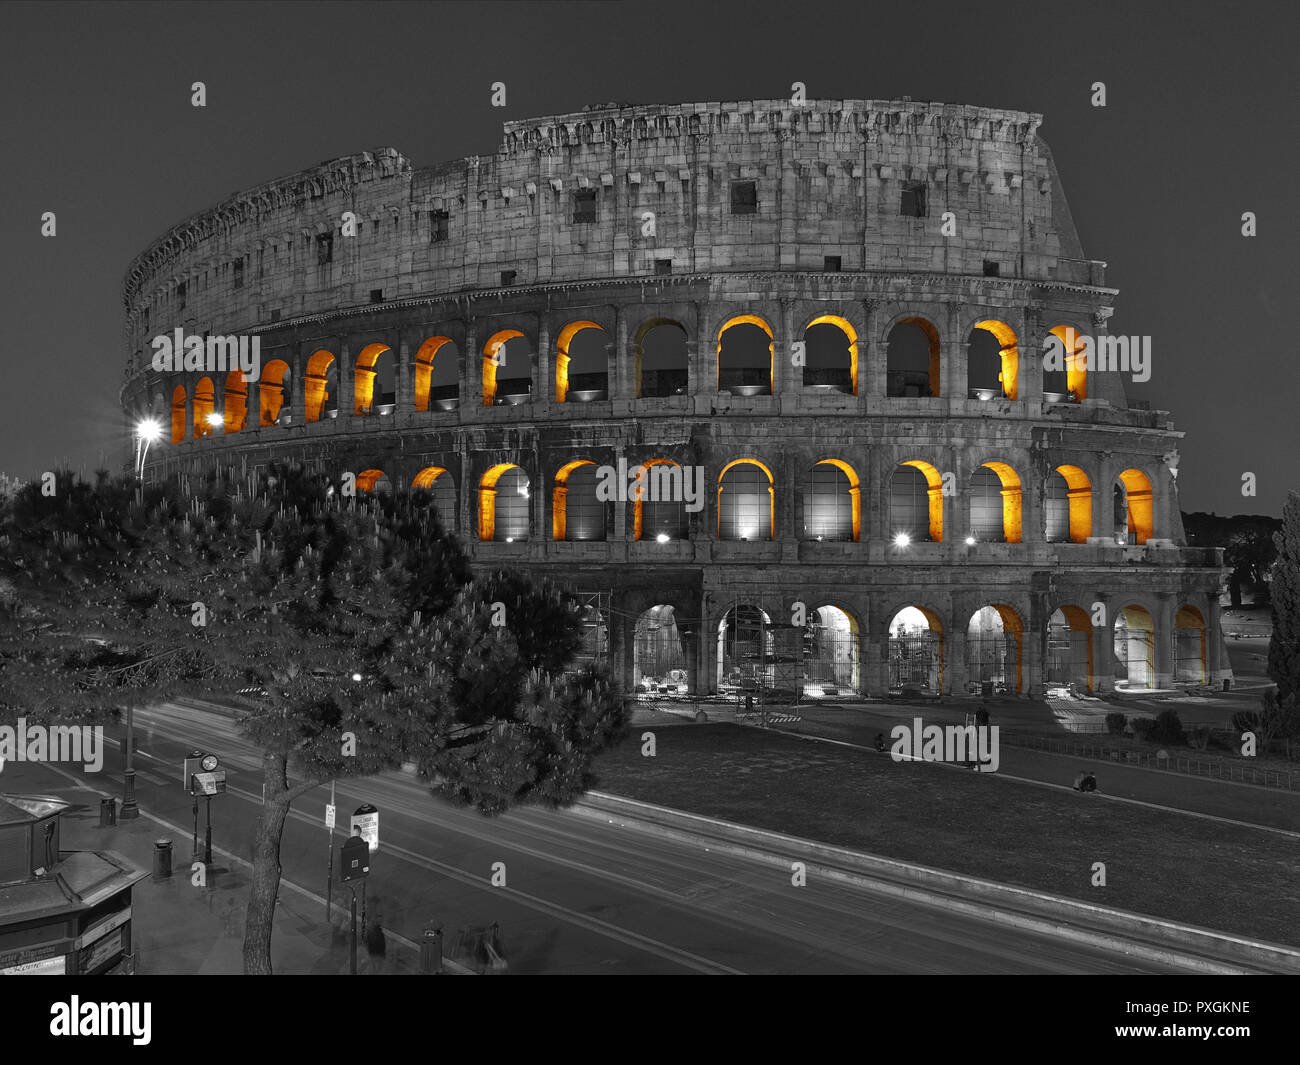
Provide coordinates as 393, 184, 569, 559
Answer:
93, 698, 1198, 974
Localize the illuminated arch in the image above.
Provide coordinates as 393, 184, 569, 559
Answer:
635, 605, 688, 690
170, 385, 187, 444
716, 603, 773, 690
482, 329, 524, 407
806, 604, 860, 692
893, 460, 944, 542
1045, 465, 1093, 543
1175, 605, 1207, 684
633, 459, 689, 541
804, 315, 858, 395
555, 321, 605, 403
222, 370, 247, 434
967, 604, 1024, 693
718, 459, 775, 541
806, 458, 860, 541
1114, 604, 1156, 689
634, 318, 688, 398
304, 349, 335, 423
259, 359, 291, 427
969, 461, 1022, 543
552, 459, 601, 541
193, 376, 216, 439
414, 337, 453, 412
479, 463, 530, 541
354, 343, 392, 415
1047, 605, 1095, 692
1048, 325, 1088, 401
887, 605, 945, 692
886, 317, 941, 398
356, 469, 390, 494
971, 319, 1019, 400
1116, 468, 1154, 544
717, 315, 774, 395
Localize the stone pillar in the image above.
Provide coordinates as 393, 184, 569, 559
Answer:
536, 315, 551, 410
461, 319, 477, 411
396, 335, 413, 411
1019, 448, 1041, 544
1154, 592, 1175, 688
612, 444, 627, 540
1206, 596, 1223, 684
1019, 305, 1044, 410
1093, 592, 1116, 693
946, 597, 967, 696
292, 342, 309, 426
864, 300, 885, 400
613, 305, 630, 400
338, 340, 353, 422
868, 446, 887, 544
942, 299, 962, 406
458, 444, 473, 540
691, 301, 711, 402
867, 616, 890, 697
776, 299, 794, 396
778, 450, 797, 541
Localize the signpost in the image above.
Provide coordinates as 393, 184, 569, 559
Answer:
339, 835, 370, 975
183, 752, 224, 864
348, 804, 379, 944
324, 781, 337, 923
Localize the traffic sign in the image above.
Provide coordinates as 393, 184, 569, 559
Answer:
350, 803, 379, 852
325, 803, 336, 829
191, 770, 227, 796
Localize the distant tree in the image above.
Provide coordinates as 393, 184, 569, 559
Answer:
0, 465, 626, 974
1267, 493, 1300, 705
1183, 511, 1281, 607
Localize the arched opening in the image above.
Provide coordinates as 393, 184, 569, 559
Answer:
193, 376, 216, 439
479, 464, 530, 541
170, 385, 187, 444
482, 330, 530, 407
634, 459, 689, 541
968, 461, 1022, 543
304, 350, 337, 423
804, 459, 859, 541
717, 315, 773, 396
1045, 465, 1093, 543
1046, 325, 1087, 402
886, 318, 940, 398
803, 317, 857, 395
966, 605, 1024, 694
553, 460, 605, 541
717, 604, 773, 692
968, 320, 1018, 400
1175, 605, 1207, 684
1115, 469, 1154, 544
888, 606, 944, 693
259, 359, 291, 426
891, 461, 943, 542
1047, 606, 1095, 693
635, 319, 688, 398
415, 337, 458, 412
222, 371, 248, 434
718, 459, 774, 541
555, 321, 608, 403
804, 605, 859, 695
1114, 605, 1156, 689
354, 344, 395, 416
634, 605, 688, 692
573, 601, 609, 670
356, 469, 392, 495
411, 466, 456, 528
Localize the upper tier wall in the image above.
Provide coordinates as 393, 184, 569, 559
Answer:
121, 99, 1097, 359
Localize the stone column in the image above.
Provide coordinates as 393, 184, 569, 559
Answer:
1154, 592, 1175, 688
1206, 596, 1223, 685
396, 334, 413, 411
536, 315, 551, 410
338, 340, 353, 421
461, 318, 477, 411
691, 301, 711, 402
612, 444, 627, 540
613, 305, 630, 401
942, 299, 962, 406
291, 342, 309, 426
458, 442, 473, 541
1093, 592, 1116, 693
1018, 305, 1044, 410
776, 299, 794, 396
864, 299, 885, 401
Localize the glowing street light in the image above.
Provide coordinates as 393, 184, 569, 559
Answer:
656, 533, 670, 544
894, 532, 911, 548
134, 418, 162, 479
205, 411, 223, 427
965, 536, 977, 545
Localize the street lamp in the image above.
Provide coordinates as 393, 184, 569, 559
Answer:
134, 418, 162, 480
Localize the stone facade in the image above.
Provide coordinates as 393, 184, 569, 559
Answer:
121, 99, 1226, 700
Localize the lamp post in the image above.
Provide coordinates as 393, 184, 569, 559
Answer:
121, 418, 161, 822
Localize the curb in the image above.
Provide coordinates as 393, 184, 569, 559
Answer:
573, 790, 1300, 975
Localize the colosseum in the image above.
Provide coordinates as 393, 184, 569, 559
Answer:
120, 98, 1227, 703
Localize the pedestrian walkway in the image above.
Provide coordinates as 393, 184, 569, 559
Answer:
3, 759, 421, 974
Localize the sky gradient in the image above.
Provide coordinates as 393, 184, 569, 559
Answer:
1, 0, 1295, 514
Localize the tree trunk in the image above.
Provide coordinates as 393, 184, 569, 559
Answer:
243, 795, 290, 974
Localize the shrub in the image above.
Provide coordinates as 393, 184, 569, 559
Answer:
1149, 708, 1187, 745
1131, 716, 1156, 740
1105, 711, 1128, 736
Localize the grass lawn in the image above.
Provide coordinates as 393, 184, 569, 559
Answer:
591, 723, 1300, 948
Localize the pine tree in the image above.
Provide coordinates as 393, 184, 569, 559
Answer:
0, 464, 626, 974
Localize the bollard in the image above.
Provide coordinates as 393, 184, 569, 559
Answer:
419, 925, 443, 974
153, 839, 173, 880
100, 797, 117, 827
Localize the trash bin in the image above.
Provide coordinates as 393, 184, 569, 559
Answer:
419, 925, 443, 974
153, 839, 173, 880
100, 797, 117, 827
981, 681, 994, 698
1222, 678, 1231, 692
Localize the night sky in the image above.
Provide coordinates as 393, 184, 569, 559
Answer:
2, 0, 1295, 515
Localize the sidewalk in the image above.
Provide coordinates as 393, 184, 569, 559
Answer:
2, 758, 422, 975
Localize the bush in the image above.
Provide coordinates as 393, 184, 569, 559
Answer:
1188, 726, 1212, 750
1131, 716, 1156, 740
1149, 708, 1187, 745
1105, 711, 1128, 736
